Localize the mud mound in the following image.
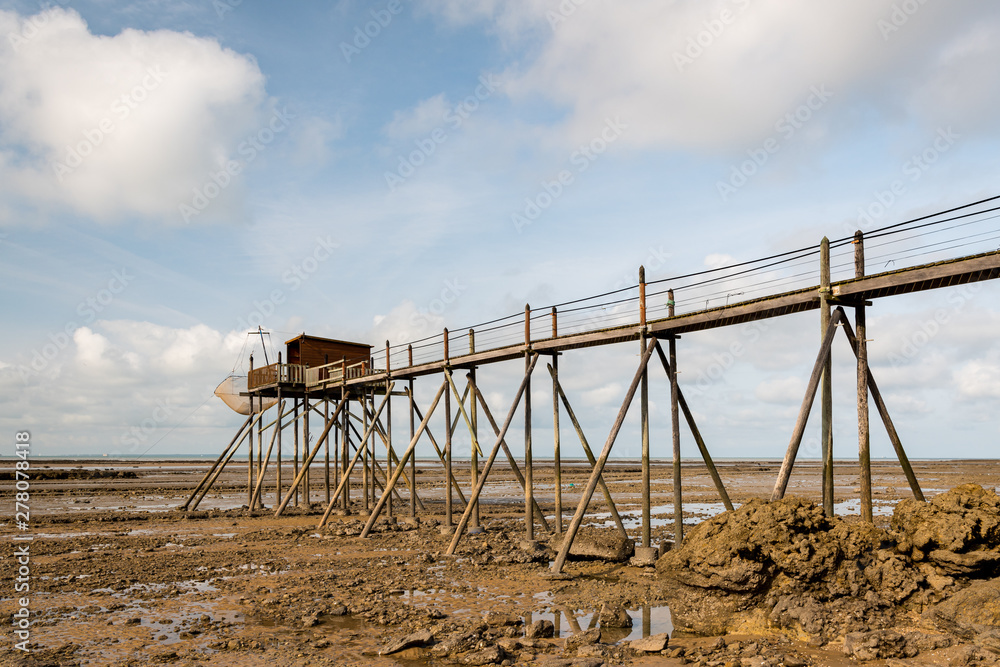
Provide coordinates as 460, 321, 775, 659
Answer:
656, 497, 906, 598
655, 488, 1000, 653
892, 483, 1000, 575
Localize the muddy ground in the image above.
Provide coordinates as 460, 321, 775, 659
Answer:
2, 458, 999, 666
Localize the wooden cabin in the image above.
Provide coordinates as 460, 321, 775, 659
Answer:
285, 334, 371, 369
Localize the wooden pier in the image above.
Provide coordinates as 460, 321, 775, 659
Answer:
186, 195, 1000, 573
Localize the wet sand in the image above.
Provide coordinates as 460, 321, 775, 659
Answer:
2, 458, 998, 666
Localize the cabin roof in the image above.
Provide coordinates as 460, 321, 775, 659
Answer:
284, 333, 372, 349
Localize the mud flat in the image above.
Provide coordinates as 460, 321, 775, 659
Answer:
2, 458, 999, 666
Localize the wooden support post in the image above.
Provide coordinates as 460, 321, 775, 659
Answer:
551, 308, 562, 535
341, 392, 350, 510
855, 231, 873, 523
348, 411, 425, 510
820, 237, 834, 517
669, 335, 682, 544
467, 377, 552, 533
771, 308, 846, 500
524, 304, 534, 541
640, 267, 651, 549
181, 416, 252, 510
363, 400, 370, 511
839, 317, 925, 501
315, 386, 397, 528
446, 355, 540, 555
469, 328, 480, 530
359, 381, 448, 537
653, 343, 734, 511
386, 386, 393, 519
303, 392, 310, 507
324, 399, 331, 506
551, 339, 657, 573
293, 397, 299, 507
409, 392, 470, 507
445, 328, 453, 525
547, 364, 628, 537
409, 344, 417, 518
190, 413, 264, 510
256, 390, 263, 509
248, 353, 254, 509
273, 397, 348, 516
276, 383, 282, 504
251, 400, 286, 507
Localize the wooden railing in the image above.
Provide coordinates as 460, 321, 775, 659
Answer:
248, 363, 306, 390
304, 359, 377, 387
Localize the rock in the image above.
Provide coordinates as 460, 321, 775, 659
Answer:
564, 627, 601, 652
631, 546, 658, 567
843, 630, 912, 661
483, 611, 521, 627
891, 484, 1000, 575
380, 628, 434, 655
526, 619, 555, 638
925, 577, 1000, 634
598, 603, 632, 628
629, 632, 669, 652
460, 645, 507, 665
430, 629, 482, 658
559, 526, 635, 562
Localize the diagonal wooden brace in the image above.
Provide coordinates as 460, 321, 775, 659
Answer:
358, 380, 447, 536
653, 341, 734, 511
446, 354, 540, 555
551, 338, 657, 573
771, 307, 845, 500
546, 363, 628, 537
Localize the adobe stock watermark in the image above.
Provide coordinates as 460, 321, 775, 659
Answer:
15, 269, 134, 382
853, 126, 959, 232
212, 0, 242, 20
689, 321, 769, 396
6, 1, 73, 52
340, 0, 407, 63
887, 282, 981, 368
384, 74, 503, 192
877, 0, 931, 41
717, 85, 833, 202
673, 0, 752, 72
236, 235, 338, 332
52, 66, 167, 182
547, 0, 588, 30
115, 398, 178, 454
512, 116, 628, 233
610, 245, 672, 291
179, 106, 295, 223
409, 278, 467, 330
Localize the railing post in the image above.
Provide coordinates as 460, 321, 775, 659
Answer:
551, 306, 561, 534
639, 265, 647, 329
640, 266, 651, 549
248, 354, 255, 508
524, 303, 534, 542
855, 230, 873, 523
820, 237, 834, 517
469, 328, 480, 530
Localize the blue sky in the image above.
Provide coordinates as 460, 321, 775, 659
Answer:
2, 0, 1000, 462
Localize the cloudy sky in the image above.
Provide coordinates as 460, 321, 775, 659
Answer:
2, 0, 999, 462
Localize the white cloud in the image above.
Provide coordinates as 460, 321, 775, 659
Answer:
0, 319, 248, 455
0, 8, 270, 223
754, 375, 805, 404
955, 360, 1000, 399
426, 1, 1000, 153
384, 94, 451, 140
